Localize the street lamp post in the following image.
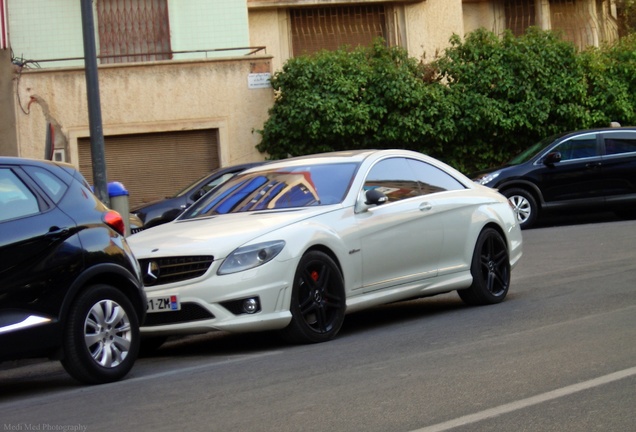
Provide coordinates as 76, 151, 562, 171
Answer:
80, 0, 109, 206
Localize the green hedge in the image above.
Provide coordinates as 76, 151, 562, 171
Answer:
257, 29, 636, 174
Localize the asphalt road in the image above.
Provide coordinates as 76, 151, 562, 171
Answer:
1, 215, 635, 432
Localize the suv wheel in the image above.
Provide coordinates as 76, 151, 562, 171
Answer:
504, 188, 538, 229
61, 284, 140, 384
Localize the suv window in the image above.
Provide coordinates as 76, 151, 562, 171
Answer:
0, 168, 40, 222
604, 133, 636, 156
555, 136, 598, 161
23, 166, 69, 203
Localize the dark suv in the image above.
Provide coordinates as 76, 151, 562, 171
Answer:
473, 128, 636, 228
0, 157, 146, 384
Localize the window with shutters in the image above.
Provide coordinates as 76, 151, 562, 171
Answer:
290, 5, 390, 57
503, 0, 536, 36
97, 0, 171, 64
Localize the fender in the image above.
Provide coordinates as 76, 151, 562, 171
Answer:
60, 262, 146, 323
497, 180, 546, 206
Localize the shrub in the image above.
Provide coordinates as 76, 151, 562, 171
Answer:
257, 30, 636, 174
257, 40, 451, 159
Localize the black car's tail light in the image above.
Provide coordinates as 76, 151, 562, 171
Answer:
103, 210, 125, 236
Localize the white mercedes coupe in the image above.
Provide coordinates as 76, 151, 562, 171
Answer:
129, 149, 522, 346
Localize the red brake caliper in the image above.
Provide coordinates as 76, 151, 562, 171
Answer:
310, 270, 319, 282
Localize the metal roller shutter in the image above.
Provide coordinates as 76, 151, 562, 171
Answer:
78, 129, 219, 208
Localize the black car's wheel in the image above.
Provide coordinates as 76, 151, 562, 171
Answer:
279, 251, 346, 344
458, 228, 510, 306
503, 188, 538, 229
61, 284, 140, 384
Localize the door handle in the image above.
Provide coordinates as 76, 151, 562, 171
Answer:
45, 226, 70, 239
420, 202, 433, 211
585, 162, 602, 169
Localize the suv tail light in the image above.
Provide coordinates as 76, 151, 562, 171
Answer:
103, 210, 126, 236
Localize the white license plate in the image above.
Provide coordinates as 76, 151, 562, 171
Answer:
147, 295, 181, 313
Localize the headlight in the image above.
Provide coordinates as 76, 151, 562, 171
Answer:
475, 171, 500, 186
217, 240, 286, 275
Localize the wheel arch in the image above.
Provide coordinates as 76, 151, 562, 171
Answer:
497, 180, 545, 207
61, 263, 146, 325
302, 244, 345, 281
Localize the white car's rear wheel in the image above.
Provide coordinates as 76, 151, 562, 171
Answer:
280, 251, 345, 344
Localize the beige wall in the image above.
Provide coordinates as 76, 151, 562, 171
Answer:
404, 0, 464, 61
0, 50, 18, 156
12, 56, 274, 166
463, 2, 499, 36
249, 9, 289, 73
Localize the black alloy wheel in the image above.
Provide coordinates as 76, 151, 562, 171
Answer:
280, 251, 346, 344
458, 228, 511, 306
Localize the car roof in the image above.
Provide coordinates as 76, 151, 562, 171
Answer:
250, 149, 426, 170
560, 127, 636, 137
0, 156, 79, 177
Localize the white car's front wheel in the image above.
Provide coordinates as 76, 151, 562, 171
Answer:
280, 251, 345, 344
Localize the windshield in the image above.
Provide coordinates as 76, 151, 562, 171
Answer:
507, 132, 566, 165
180, 162, 359, 219
172, 171, 233, 198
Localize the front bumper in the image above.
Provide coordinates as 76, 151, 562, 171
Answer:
140, 257, 296, 336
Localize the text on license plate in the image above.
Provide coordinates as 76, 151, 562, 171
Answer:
147, 295, 181, 313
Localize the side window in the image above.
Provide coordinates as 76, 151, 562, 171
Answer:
555, 136, 598, 161
23, 166, 69, 203
0, 168, 40, 222
604, 133, 636, 156
364, 158, 419, 203
406, 159, 465, 194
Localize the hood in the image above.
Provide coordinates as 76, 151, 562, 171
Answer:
127, 206, 339, 259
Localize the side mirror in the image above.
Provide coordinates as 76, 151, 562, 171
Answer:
355, 189, 388, 214
365, 189, 388, 205
192, 189, 206, 201
543, 152, 562, 165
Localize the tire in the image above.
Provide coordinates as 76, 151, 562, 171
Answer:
503, 188, 538, 229
61, 284, 140, 384
458, 228, 510, 306
279, 251, 346, 344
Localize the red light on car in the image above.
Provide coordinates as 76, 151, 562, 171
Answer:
103, 210, 125, 236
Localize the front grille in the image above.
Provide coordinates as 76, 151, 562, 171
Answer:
139, 255, 214, 286
143, 303, 215, 326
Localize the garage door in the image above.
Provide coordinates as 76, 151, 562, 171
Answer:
78, 129, 219, 208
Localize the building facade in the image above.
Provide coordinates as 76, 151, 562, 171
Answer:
0, 0, 619, 207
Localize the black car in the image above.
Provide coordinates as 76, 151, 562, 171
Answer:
131, 162, 264, 231
0, 157, 146, 384
473, 127, 636, 229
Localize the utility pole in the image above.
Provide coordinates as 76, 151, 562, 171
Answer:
80, 0, 109, 206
